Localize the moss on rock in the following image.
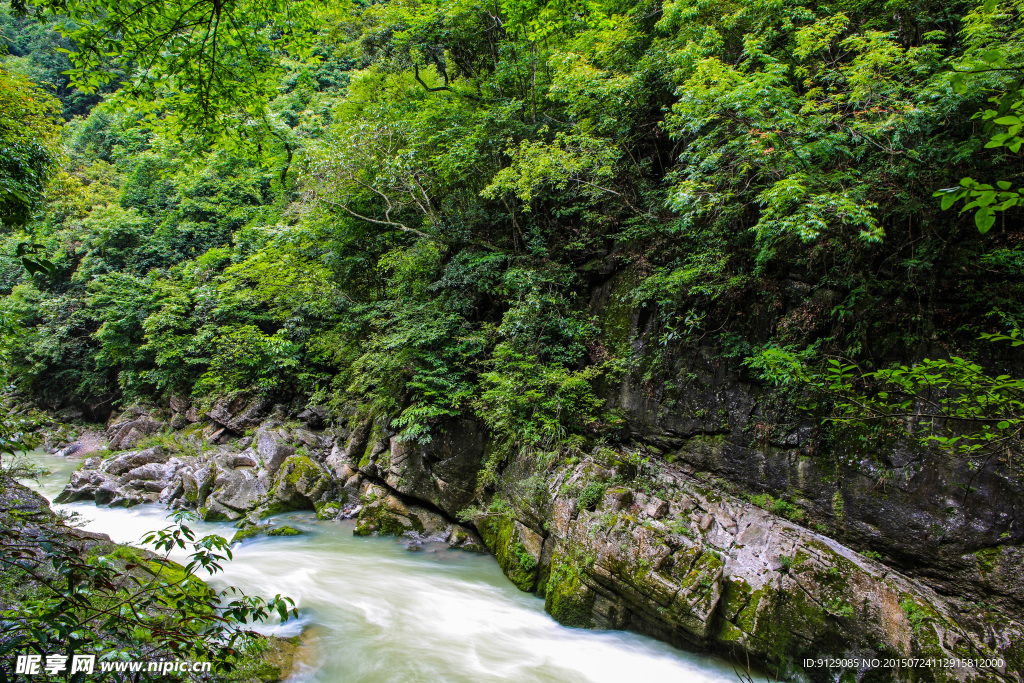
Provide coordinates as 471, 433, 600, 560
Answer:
478, 515, 541, 592
544, 550, 596, 628
353, 498, 424, 537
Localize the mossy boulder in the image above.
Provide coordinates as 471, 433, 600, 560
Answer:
266, 455, 331, 514
353, 495, 425, 537
232, 524, 304, 542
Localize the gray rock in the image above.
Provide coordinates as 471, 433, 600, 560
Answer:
106, 410, 164, 450
100, 447, 168, 476
203, 498, 242, 522
384, 418, 485, 515
54, 443, 83, 458
208, 467, 268, 513
118, 461, 175, 484
169, 394, 191, 414
208, 393, 270, 433
256, 430, 294, 475
230, 451, 259, 468
93, 481, 121, 506
297, 405, 330, 429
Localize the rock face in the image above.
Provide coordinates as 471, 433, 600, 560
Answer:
306, 409, 1022, 680
589, 271, 1024, 625
468, 448, 1023, 681
49, 383, 1024, 681
384, 418, 485, 513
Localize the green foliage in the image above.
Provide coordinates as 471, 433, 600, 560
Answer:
0, 66, 61, 273
753, 331, 1024, 479
748, 492, 806, 523
900, 597, 932, 633
513, 541, 538, 571
0, 504, 297, 681
932, 1, 1024, 232
476, 344, 603, 468
19, 0, 325, 141
576, 481, 606, 510
2, 0, 1024, 470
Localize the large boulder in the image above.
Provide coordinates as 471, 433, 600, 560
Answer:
208, 393, 270, 434
55, 469, 117, 503
297, 405, 330, 429
256, 430, 295, 475
480, 447, 1023, 681
100, 447, 169, 476
385, 418, 486, 516
267, 455, 332, 513
353, 486, 485, 551
206, 466, 269, 515
106, 411, 164, 451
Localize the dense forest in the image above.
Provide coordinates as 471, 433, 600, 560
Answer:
3, 0, 1022, 438
3, 0, 1024, 680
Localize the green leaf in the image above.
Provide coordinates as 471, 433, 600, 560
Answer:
982, 49, 1006, 66
976, 207, 996, 233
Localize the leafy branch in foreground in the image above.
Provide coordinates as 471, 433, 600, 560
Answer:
15, 0, 325, 139
0, 424, 296, 682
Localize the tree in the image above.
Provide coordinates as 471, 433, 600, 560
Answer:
15, 0, 324, 141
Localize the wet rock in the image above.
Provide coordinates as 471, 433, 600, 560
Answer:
384, 418, 485, 516
232, 523, 273, 542
482, 446, 1023, 680
203, 498, 242, 522
232, 524, 304, 542
478, 516, 543, 592
208, 466, 268, 514
353, 489, 428, 537
93, 481, 122, 507
316, 501, 341, 519
448, 526, 486, 552
55, 469, 115, 503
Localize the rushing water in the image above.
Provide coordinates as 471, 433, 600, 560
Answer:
20, 449, 760, 683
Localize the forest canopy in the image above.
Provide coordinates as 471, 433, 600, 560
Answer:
1, 0, 1023, 463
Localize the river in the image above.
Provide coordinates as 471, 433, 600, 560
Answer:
21, 448, 761, 683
